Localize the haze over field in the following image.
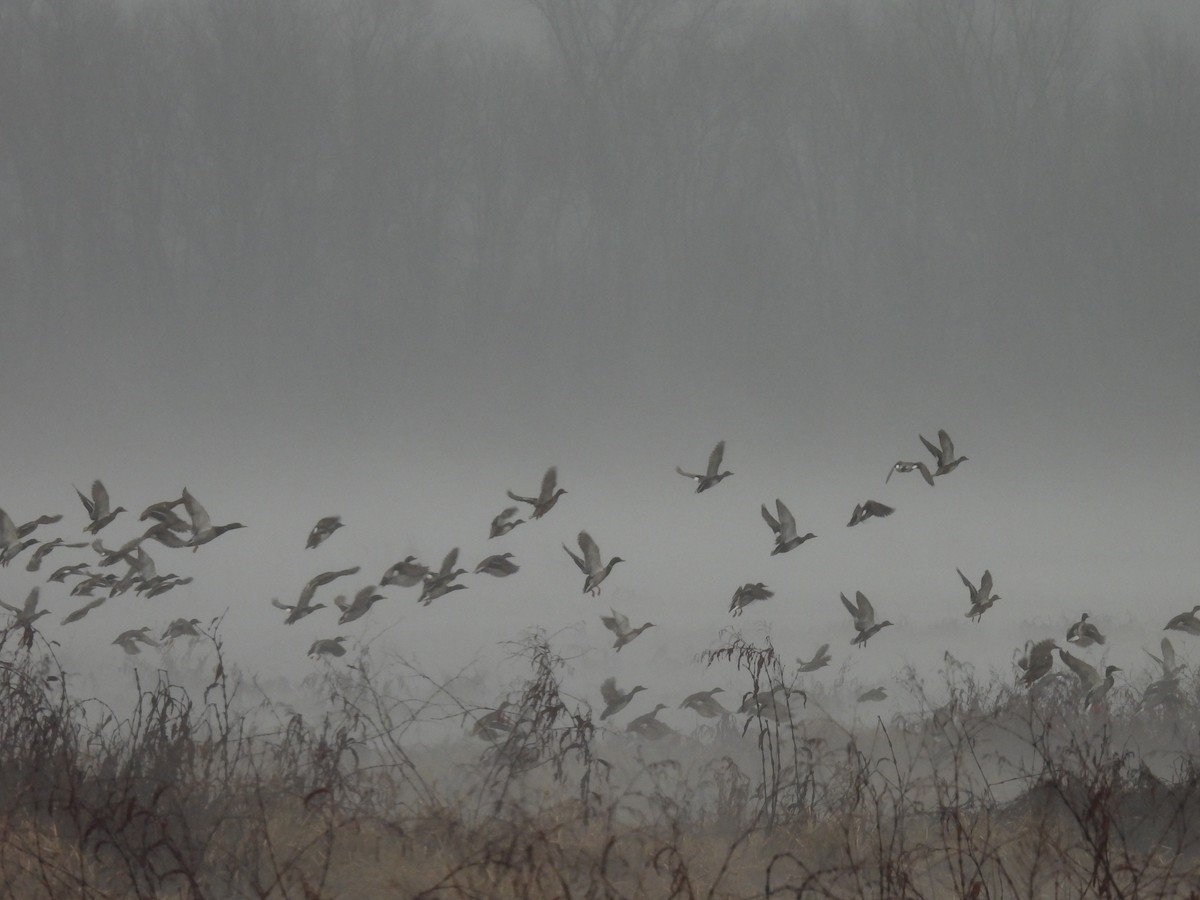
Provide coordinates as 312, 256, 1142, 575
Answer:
1, 0, 1198, 711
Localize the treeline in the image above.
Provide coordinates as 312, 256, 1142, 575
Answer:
1, 0, 1196, 325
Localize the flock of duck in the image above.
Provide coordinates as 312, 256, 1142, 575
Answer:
0, 430, 1193, 739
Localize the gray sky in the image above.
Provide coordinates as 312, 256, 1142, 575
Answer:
1, 0, 1198, 719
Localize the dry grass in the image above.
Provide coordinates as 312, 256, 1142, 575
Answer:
2, 624, 1200, 898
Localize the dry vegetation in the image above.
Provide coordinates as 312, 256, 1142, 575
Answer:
1, 623, 1199, 899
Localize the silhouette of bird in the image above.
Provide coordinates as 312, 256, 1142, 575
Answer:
739, 684, 804, 722
600, 609, 654, 651
0, 538, 36, 567
308, 636, 347, 658
0, 588, 50, 646
958, 568, 999, 622
335, 585, 385, 625
420, 549, 468, 605
113, 626, 159, 655
1021, 639, 1059, 686
25, 538, 87, 573
15, 513, 63, 539
474, 552, 519, 577
60, 596, 106, 626
162, 618, 203, 642
841, 591, 893, 646
1148, 637, 1184, 680
858, 687, 888, 702
306, 516, 343, 549
1066, 612, 1106, 647
626, 704, 673, 739
507, 467, 567, 519
920, 429, 968, 476
381, 556, 429, 588
675, 440, 733, 493
796, 643, 832, 673
729, 582, 773, 617
182, 489, 245, 551
599, 677, 646, 720
847, 500, 895, 527
1058, 649, 1120, 709
563, 532, 623, 596
679, 687, 728, 718
75, 481, 127, 534
1165, 605, 1200, 636
761, 499, 815, 555
48, 563, 90, 583
886, 460, 935, 487
489, 507, 525, 539
272, 566, 360, 624
471, 702, 513, 741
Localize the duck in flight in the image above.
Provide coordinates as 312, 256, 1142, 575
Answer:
1058, 648, 1120, 709
76, 480, 127, 534
886, 460, 935, 487
847, 500, 894, 527
563, 531, 624, 596
475, 553, 520, 577
1066, 612, 1106, 647
958, 568, 999, 622
676, 440, 733, 493
1021, 639, 1059, 687
729, 582, 773, 617
488, 506, 525, 539
761, 499, 816, 555
1165, 605, 1200, 636
920, 429, 968, 476
182, 488, 245, 551
599, 677, 646, 720
679, 687, 728, 718
306, 516, 344, 549
272, 566, 360, 624
841, 591, 893, 646
507, 466, 567, 520
600, 609, 654, 651
796, 643, 832, 672
381, 556, 429, 588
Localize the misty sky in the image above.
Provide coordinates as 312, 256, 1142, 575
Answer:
1, 0, 1198, 718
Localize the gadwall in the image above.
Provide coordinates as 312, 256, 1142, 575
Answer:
489, 507, 525, 539
308, 636, 347, 658
272, 565, 360, 624
600, 609, 654, 651
335, 585, 385, 624
1021, 639, 1059, 687
507, 466, 567, 519
796, 643, 832, 673
841, 591, 893, 646
113, 626, 159, 655
563, 531, 623, 596
958, 568, 999, 622
626, 704, 674, 740
25, 538, 87, 573
48, 563, 90, 583
1165, 605, 1200, 636
0, 587, 50, 630
599, 677, 646, 720
1066, 612, 1106, 647
676, 440, 733, 493
76, 480, 127, 534
475, 552, 520, 577
729, 582, 773, 617
886, 460, 934, 487
847, 500, 894, 527
60, 596, 106, 626
920, 429, 968, 476
381, 556, 429, 588
1058, 649, 1120, 709
679, 687, 728, 718
182, 488, 245, 551
761, 499, 815, 555
162, 618, 203, 641
306, 516, 344, 549
419, 548, 468, 604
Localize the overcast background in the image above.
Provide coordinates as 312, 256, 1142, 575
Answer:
1, 0, 1198, 715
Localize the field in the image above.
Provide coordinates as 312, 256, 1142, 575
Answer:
2, 620, 1200, 900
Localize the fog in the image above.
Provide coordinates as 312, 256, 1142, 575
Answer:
1, 0, 1198, 718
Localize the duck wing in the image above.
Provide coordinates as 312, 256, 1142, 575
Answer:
915, 461, 935, 486
675, 466, 701, 481
578, 531, 602, 573
919, 433, 943, 465
862, 500, 894, 518
761, 504, 781, 535
600, 677, 621, 706
979, 570, 993, 598
706, 440, 726, 478
74, 486, 96, 520
840, 592, 861, 622
601, 609, 629, 636
938, 429, 956, 460
438, 548, 460, 579
855, 591, 876, 627
562, 543, 588, 574
775, 500, 797, 541
1058, 648, 1099, 690
91, 481, 112, 519
538, 467, 558, 503
506, 489, 538, 505
182, 488, 211, 536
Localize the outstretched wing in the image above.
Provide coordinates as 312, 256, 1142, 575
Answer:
840, 592, 860, 621
775, 500, 797, 541
600, 676, 620, 706
601, 609, 629, 636
562, 543, 588, 575
1058, 648, 1099, 689
539, 466, 558, 503
706, 440, 725, 478
578, 531, 602, 573
182, 488, 211, 535
919, 433, 942, 464
863, 500, 895, 518
979, 570, 993, 597
938, 429, 955, 460
439, 548, 459, 578
675, 466, 701, 481
761, 504, 780, 535
855, 591, 876, 626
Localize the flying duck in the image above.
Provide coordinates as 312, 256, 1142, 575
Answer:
676, 440, 733, 493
